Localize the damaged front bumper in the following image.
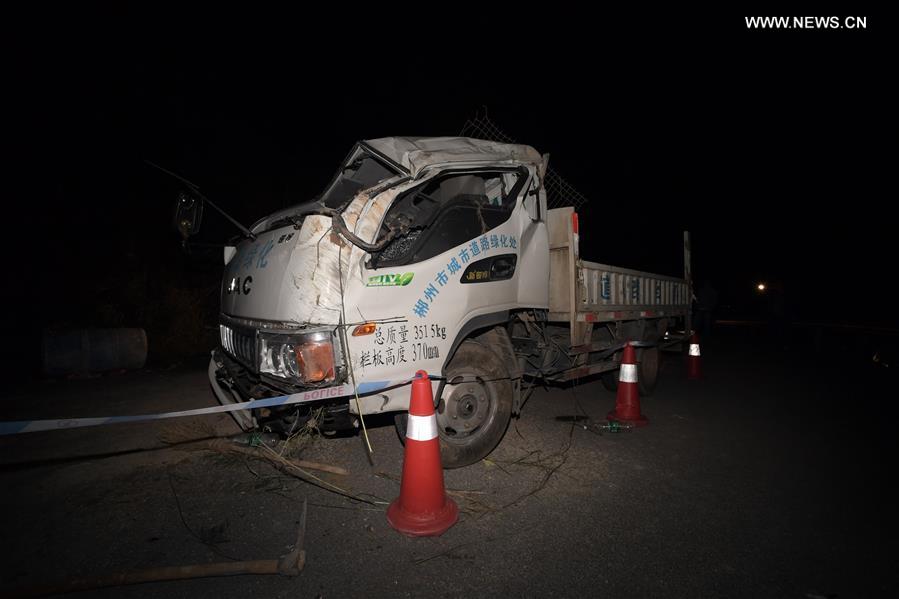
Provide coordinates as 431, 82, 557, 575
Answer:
208, 349, 357, 434
209, 351, 257, 431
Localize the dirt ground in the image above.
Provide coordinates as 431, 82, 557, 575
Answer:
1, 327, 896, 598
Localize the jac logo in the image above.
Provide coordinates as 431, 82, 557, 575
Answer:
227, 276, 253, 295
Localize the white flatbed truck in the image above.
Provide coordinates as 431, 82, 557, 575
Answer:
180, 137, 691, 467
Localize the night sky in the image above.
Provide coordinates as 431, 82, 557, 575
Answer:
9, 14, 893, 377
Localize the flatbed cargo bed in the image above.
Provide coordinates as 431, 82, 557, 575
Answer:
542, 207, 693, 382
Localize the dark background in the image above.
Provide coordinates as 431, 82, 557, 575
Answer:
7, 13, 893, 379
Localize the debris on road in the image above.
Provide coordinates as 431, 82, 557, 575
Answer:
199, 437, 349, 476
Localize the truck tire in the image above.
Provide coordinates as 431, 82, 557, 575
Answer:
600, 371, 619, 393
438, 339, 513, 468
599, 347, 660, 396
396, 338, 513, 468
637, 346, 660, 396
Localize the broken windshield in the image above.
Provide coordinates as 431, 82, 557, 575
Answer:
318, 146, 401, 209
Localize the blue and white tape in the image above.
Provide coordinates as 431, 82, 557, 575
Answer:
0, 375, 436, 436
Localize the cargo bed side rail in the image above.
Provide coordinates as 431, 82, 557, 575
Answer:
574, 261, 690, 323
546, 207, 692, 325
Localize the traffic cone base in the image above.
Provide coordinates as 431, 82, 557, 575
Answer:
607, 344, 649, 427
607, 409, 649, 427
387, 484, 459, 537
387, 371, 459, 537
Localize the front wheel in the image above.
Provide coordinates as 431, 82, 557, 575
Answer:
394, 337, 513, 469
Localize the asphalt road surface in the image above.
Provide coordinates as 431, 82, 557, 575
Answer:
1, 326, 896, 598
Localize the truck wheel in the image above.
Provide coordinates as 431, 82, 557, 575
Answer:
599, 347, 660, 396
437, 339, 513, 468
637, 346, 660, 396
600, 371, 619, 392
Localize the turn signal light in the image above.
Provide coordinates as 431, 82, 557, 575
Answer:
352, 322, 377, 336
296, 341, 335, 383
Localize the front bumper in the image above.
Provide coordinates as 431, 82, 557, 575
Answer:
208, 352, 256, 431
209, 348, 358, 433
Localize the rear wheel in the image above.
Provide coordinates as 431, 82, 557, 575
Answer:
637, 346, 660, 396
600, 371, 619, 392
600, 346, 660, 396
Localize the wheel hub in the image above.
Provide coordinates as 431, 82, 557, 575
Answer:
438, 381, 489, 437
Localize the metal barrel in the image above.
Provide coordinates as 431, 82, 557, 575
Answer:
42, 328, 148, 376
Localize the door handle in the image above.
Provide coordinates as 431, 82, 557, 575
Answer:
490, 256, 516, 279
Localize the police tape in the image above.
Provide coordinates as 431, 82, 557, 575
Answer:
0, 376, 436, 436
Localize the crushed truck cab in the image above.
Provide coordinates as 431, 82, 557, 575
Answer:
209, 136, 690, 468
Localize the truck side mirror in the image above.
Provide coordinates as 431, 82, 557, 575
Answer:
173, 191, 204, 240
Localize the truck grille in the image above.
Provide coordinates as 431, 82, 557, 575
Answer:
219, 324, 256, 370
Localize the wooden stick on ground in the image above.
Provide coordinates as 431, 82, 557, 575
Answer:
202, 438, 348, 476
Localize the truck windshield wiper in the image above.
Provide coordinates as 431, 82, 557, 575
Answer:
145, 160, 257, 242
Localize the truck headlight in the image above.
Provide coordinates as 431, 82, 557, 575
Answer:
258, 330, 336, 383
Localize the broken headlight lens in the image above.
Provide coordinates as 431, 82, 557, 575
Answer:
258, 330, 336, 383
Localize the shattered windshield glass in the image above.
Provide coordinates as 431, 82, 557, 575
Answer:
318, 147, 400, 209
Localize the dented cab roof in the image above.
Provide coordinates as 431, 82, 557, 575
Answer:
361, 136, 542, 177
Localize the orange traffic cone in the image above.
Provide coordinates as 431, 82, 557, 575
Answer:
607, 343, 649, 427
687, 333, 702, 380
387, 370, 459, 536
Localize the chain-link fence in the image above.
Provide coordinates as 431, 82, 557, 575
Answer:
460, 109, 589, 210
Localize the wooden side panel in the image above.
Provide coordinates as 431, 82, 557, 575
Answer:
547, 207, 574, 249
549, 248, 571, 313
547, 207, 575, 316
